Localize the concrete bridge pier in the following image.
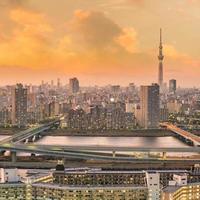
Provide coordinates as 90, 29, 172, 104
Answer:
0, 150, 6, 156
32, 135, 36, 142
162, 152, 167, 160
11, 151, 17, 163
54, 122, 61, 129
34, 134, 40, 142
112, 151, 116, 158
28, 137, 34, 143
25, 139, 29, 144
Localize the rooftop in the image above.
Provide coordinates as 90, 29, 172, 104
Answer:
32, 183, 148, 190
163, 182, 200, 194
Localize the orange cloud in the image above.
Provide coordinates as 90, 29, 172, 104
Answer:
10, 8, 53, 35
115, 27, 138, 53
55, 9, 143, 75
0, 6, 199, 86
163, 44, 188, 59
0, 8, 54, 69
0, 0, 28, 8
69, 10, 122, 51
127, 0, 145, 5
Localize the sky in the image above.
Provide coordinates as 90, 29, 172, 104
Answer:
0, 0, 200, 87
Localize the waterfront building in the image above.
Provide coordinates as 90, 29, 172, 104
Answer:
63, 101, 136, 130
66, 108, 88, 130
139, 83, 160, 128
88, 105, 107, 130
106, 101, 126, 130
124, 112, 136, 129
11, 83, 28, 127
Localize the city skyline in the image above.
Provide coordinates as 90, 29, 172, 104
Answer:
0, 0, 200, 86
0, 2, 199, 200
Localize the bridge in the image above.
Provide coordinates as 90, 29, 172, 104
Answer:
0, 119, 199, 163
0, 119, 61, 145
160, 122, 200, 146
0, 143, 199, 163
33, 144, 200, 153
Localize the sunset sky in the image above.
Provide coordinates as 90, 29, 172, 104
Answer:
0, 0, 200, 86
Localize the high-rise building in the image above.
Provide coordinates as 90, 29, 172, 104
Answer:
57, 78, 61, 88
69, 78, 79, 94
158, 28, 164, 90
167, 100, 182, 113
129, 83, 136, 92
51, 80, 54, 87
139, 83, 160, 128
66, 108, 87, 129
11, 83, 28, 127
106, 101, 126, 130
160, 105, 169, 122
169, 79, 177, 93
111, 85, 120, 93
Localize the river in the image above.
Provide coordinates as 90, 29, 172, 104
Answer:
33, 136, 188, 148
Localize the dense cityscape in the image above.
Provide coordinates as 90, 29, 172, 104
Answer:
0, 29, 198, 200
0, 1, 200, 200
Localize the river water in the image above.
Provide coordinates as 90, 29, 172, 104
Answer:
33, 136, 188, 148
0, 135, 196, 157
0, 134, 189, 148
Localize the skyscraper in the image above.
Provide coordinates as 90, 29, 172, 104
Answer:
51, 80, 54, 87
69, 78, 80, 94
158, 28, 164, 89
57, 78, 61, 88
139, 83, 160, 129
169, 79, 177, 93
11, 83, 28, 127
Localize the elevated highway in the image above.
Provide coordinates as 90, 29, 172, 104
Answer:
160, 122, 200, 146
0, 119, 61, 145
0, 143, 199, 163
0, 119, 199, 163
33, 144, 200, 153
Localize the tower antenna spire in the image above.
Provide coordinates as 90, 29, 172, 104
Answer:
160, 28, 162, 45
158, 28, 164, 90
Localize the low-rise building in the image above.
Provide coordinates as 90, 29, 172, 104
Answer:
0, 166, 199, 200
30, 184, 148, 200
162, 173, 200, 200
